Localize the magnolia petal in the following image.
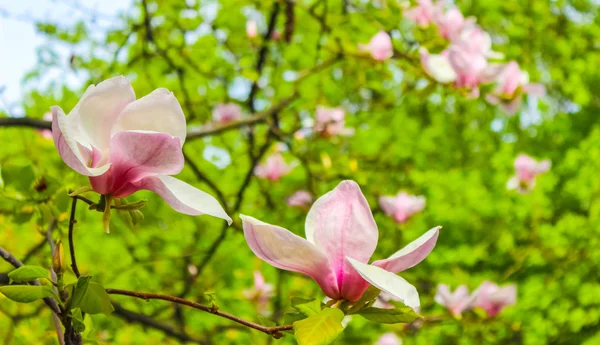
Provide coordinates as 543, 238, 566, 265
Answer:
76, 76, 136, 150
51, 106, 110, 176
305, 180, 378, 299
379, 196, 398, 216
347, 258, 420, 309
113, 88, 187, 146
240, 215, 339, 299
137, 175, 232, 224
419, 48, 457, 83
373, 226, 441, 274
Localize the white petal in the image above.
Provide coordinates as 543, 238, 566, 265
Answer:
347, 258, 420, 309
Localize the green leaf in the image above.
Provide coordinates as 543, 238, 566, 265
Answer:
78, 282, 114, 315
357, 307, 422, 324
72, 308, 86, 333
291, 297, 321, 317
256, 315, 277, 327
346, 286, 381, 314
70, 276, 92, 310
293, 308, 345, 345
8, 265, 49, 283
284, 311, 306, 325
0, 285, 55, 303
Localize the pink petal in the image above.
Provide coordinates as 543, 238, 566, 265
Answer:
305, 180, 378, 300
240, 215, 339, 299
347, 258, 420, 309
523, 83, 546, 97
373, 226, 440, 273
112, 88, 187, 146
76, 76, 136, 150
379, 196, 398, 216
136, 175, 232, 223
90, 131, 184, 196
375, 333, 402, 345
51, 106, 110, 176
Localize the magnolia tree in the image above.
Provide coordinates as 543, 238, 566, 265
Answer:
1, 0, 598, 344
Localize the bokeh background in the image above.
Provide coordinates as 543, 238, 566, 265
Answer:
1, 0, 600, 344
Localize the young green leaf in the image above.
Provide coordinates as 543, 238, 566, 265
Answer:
293, 308, 345, 345
284, 311, 306, 324
7, 265, 49, 283
69, 275, 92, 310
291, 297, 321, 317
357, 307, 422, 324
72, 308, 86, 333
78, 282, 114, 315
346, 286, 381, 314
0, 285, 55, 303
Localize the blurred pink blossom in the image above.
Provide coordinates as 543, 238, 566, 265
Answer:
473, 281, 516, 317
254, 153, 295, 181
419, 48, 457, 84
243, 271, 274, 316
434, 284, 475, 316
404, 0, 440, 27
375, 333, 402, 345
314, 106, 354, 137
434, 8, 466, 41
486, 61, 546, 115
287, 190, 313, 208
212, 103, 242, 124
246, 20, 258, 38
360, 31, 393, 61
379, 192, 426, 224
507, 154, 551, 193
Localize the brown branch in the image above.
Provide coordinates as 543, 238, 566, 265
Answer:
68, 197, 81, 278
0, 117, 51, 129
106, 289, 292, 338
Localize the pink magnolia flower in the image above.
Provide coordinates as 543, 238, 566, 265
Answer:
379, 192, 426, 224
246, 20, 258, 38
434, 284, 475, 316
243, 271, 274, 316
507, 154, 551, 193
287, 190, 313, 208
404, 0, 440, 27
375, 333, 402, 345
373, 290, 403, 309
419, 48, 457, 84
314, 106, 354, 137
51, 76, 231, 230
254, 153, 295, 181
473, 281, 516, 317
485, 61, 546, 115
434, 8, 466, 41
360, 31, 393, 61
38, 112, 53, 139
241, 181, 441, 305
212, 103, 242, 124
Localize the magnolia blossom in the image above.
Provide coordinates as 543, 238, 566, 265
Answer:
419, 48, 457, 84
507, 154, 551, 193
486, 61, 546, 114
51, 76, 231, 231
241, 180, 440, 306
246, 20, 258, 38
212, 103, 242, 124
360, 31, 393, 61
254, 153, 295, 181
379, 192, 426, 224
314, 106, 354, 137
434, 8, 466, 41
38, 112, 53, 139
404, 0, 440, 27
473, 281, 516, 317
375, 333, 402, 345
287, 190, 313, 208
434, 284, 474, 316
243, 271, 274, 316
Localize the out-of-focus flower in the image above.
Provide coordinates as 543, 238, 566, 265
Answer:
243, 271, 274, 316
241, 180, 441, 305
375, 333, 402, 345
287, 190, 313, 208
254, 153, 295, 181
212, 103, 242, 124
51, 76, 231, 232
434, 8, 466, 41
246, 20, 258, 38
38, 112, 53, 139
473, 281, 516, 317
404, 0, 440, 27
434, 284, 474, 316
506, 154, 551, 193
485, 61, 546, 115
379, 192, 426, 224
360, 31, 394, 61
314, 106, 354, 137
419, 48, 457, 83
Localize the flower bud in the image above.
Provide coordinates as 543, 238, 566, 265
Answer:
53, 241, 66, 274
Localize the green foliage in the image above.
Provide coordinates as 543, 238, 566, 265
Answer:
0, 285, 55, 303
7, 265, 49, 283
66, 280, 114, 316
293, 308, 345, 345
357, 307, 421, 324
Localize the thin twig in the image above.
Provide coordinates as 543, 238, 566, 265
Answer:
68, 197, 81, 278
106, 288, 293, 338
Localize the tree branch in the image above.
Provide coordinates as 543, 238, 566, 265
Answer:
68, 197, 81, 278
107, 288, 293, 339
